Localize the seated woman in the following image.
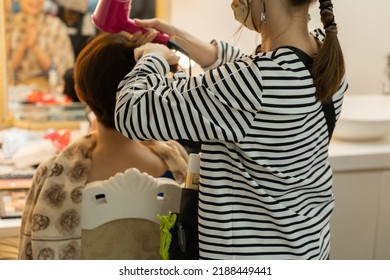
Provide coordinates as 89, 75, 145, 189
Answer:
9, 0, 74, 87
18, 32, 189, 260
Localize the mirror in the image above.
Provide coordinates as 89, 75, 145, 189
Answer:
0, 0, 171, 129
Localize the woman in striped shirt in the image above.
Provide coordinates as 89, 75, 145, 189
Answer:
115, 0, 347, 259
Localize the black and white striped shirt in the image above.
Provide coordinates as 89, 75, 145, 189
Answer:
115, 30, 347, 259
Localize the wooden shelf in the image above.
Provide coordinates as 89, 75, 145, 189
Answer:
0, 179, 32, 190
12, 119, 84, 131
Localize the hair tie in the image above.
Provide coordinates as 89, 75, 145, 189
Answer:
319, 0, 333, 10
319, 0, 338, 33
324, 23, 337, 34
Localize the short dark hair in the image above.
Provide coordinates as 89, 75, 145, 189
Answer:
74, 32, 137, 129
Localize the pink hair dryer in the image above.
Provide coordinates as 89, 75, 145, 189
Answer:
92, 0, 187, 54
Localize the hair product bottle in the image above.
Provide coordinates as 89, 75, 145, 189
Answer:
184, 153, 200, 190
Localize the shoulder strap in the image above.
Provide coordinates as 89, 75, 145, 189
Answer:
286, 46, 336, 141
322, 101, 336, 141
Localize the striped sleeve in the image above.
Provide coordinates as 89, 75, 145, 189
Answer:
115, 48, 262, 143
202, 40, 245, 70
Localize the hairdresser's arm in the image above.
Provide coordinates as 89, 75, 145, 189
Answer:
135, 19, 218, 68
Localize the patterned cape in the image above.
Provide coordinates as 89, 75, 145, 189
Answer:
18, 133, 188, 260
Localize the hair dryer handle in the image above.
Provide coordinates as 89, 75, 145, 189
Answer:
124, 19, 170, 45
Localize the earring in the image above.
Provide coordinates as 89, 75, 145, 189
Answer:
261, 0, 267, 23
308, 14, 312, 22
261, 12, 267, 23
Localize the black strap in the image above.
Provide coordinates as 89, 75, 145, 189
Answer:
285, 46, 336, 141
322, 101, 336, 141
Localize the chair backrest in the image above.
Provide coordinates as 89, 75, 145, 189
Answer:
80, 168, 182, 259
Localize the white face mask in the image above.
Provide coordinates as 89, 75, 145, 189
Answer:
231, 0, 257, 31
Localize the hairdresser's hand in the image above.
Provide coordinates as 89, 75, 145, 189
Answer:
134, 43, 180, 65
129, 30, 159, 46
135, 18, 217, 68
134, 18, 177, 38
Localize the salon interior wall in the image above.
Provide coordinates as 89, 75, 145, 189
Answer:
170, 0, 390, 95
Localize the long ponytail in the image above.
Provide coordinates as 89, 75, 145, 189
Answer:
311, 0, 345, 103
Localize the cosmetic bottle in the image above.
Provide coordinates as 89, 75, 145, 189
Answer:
184, 153, 200, 190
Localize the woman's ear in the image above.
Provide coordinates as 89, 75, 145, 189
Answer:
74, 84, 87, 104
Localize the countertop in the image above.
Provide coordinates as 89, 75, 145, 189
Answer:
1, 127, 390, 173
329, 135, 390, 172
0, 218, 21, 238
1, 130, 390, 238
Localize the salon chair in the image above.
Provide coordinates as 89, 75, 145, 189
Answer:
80, 168, 181, 259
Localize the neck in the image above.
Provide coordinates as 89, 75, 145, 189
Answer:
87, 122, 169, 182
259, 2, 314, 54
94, 122, 140, 151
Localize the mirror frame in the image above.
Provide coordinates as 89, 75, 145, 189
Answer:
156, 0, 171, 20
0, 1, 11, 128
0, 0, 171, 129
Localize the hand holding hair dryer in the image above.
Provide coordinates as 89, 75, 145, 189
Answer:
92, 0, 188, 54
